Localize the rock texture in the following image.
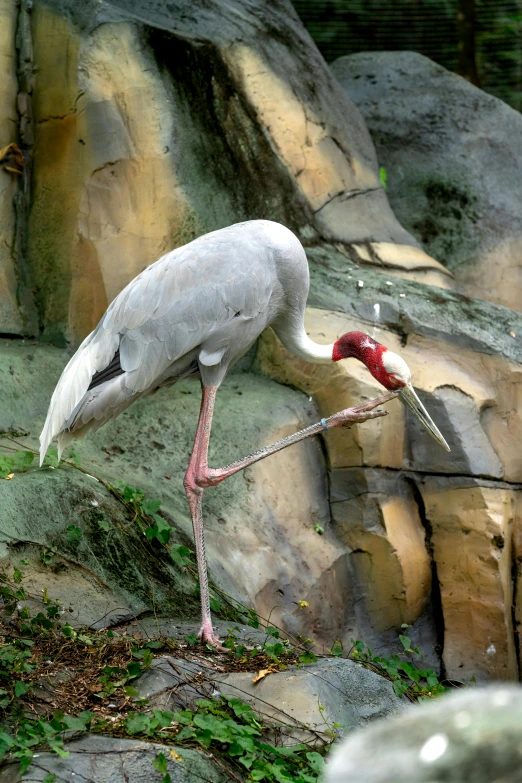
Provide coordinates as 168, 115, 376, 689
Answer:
0, 735, 226, 783
324, 686, 522, 783
0, 0, 25, 334
331, 51, 522, 312
134, 655, 407, 743
258, 300, 522, 679
6, 0, 446, 344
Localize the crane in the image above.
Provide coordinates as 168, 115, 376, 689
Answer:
40, 220, 449, 648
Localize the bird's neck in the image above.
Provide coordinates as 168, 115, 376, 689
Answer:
276, 323, 333, 364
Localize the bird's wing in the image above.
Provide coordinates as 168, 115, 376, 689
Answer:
40, 229, 275, 461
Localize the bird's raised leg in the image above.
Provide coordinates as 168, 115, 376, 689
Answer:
184, 387, 397, 650
183, 385, 223, 649
198, 391, 398, 488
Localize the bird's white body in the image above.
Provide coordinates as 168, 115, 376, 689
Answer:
40, 220, 324, 462
40, 218, 449, 647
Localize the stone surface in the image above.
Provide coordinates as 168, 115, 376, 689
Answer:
258, 305, 522, 679
10, 0, 444, 345
330, 468, 431, 634
134, 655, 407, 742
0, 735, 226, 782
0, 0, 25, 334
419, 476, 520, 682
324, 686, 522, 783
332, 51, 522, 311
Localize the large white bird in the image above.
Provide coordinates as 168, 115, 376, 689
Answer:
40, 220, 449, 647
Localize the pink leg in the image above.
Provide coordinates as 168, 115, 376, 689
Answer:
183, 386, 223, 649
184, 386, 397, 650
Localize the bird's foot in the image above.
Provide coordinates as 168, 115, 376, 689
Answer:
197, 620, 228, 652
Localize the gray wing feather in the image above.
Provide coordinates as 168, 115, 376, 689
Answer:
39, 223, 279, 463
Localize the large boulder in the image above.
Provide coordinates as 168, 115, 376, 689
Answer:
331, 51, 522, 312
324, 686, 522, 783
0, 736, 227, 782
135, 654, 407, 741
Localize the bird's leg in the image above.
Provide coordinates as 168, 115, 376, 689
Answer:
198, 391, 398, 487
183, 388, 396, 651
183, 385, 224, 650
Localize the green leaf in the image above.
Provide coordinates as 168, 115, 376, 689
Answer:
185, 633, 198, 645
0, 455, 14, 479
125, 713, 151, 735
330, 640, 343, 657
393, 680, 409, 697
14, 681, 32, 697
66, 524, 82, 542
298, 650, 317, 665
153, 752, 168, 773
13, 450, 34, 472
63, 713, 92, 731
209, 596, 221, 612
43, 448, 60, 468
379, 166, 387, 189
18, 754, 34, 775
97, 518, 110, 531
42, 774, 57, 783
126, 661, 142, 679
313, 523, 324, 534
142, 498, 161, 516
62, 625, 76, 638
399, 634, 411, 651
145, 515, 171, 545
66, 448, 80, 466
170, 544, 192, 567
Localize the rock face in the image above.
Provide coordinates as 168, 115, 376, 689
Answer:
0, 340, 347, 649
3, 0, 446, 342
258, 298, 522, 679
331, 51, 522, 312
0, 0, 26, 334
324, 686, 522, 783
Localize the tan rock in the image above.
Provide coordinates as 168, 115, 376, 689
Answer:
330, 468, 431, 633
420, 477, 519, 682
227, 43, 449, 288
27, 9, 197, 344
0, 0, 24, 334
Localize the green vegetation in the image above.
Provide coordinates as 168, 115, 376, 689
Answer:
350, 631, 448, 700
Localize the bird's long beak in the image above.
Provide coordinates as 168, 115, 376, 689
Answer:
399, 383, 450, 452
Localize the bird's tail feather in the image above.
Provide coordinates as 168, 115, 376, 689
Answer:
39, 330, 119, 465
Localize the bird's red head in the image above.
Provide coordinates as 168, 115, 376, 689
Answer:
332, 331, 411, 391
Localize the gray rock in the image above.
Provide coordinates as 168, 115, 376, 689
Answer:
134, 655, 407, 742
405, 386, 503, 478
324, 685, 522, 783
0, 734, 226, 782
331, 51, 522, 312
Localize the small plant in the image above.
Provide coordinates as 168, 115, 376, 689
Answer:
126, 696, 326, 782
350, 630, 447, 699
